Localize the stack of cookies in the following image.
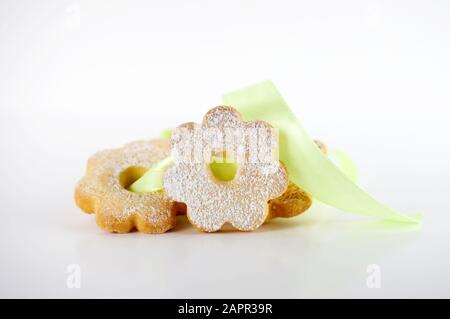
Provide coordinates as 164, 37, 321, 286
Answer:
75, 106, 326, 233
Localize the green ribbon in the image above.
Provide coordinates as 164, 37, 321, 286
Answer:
131, 156, 174, 193
131, 81, 421, 224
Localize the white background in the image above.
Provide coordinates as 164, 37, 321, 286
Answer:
1, 0, 449, 298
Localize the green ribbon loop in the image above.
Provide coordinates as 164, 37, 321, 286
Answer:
223, 81, 421, 223
131, 80, 422, 224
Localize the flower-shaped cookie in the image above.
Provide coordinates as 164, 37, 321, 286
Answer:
75, 139, 177, 233
163, 106, 289, 232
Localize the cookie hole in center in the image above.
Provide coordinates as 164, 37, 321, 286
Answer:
119, 166, 148, 190
209, 159, 238, 182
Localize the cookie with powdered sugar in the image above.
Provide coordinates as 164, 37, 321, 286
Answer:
75, 139, 177, 233
163, 106, 290, 232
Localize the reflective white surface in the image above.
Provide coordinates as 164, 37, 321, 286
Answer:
1, 0, 449, 298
